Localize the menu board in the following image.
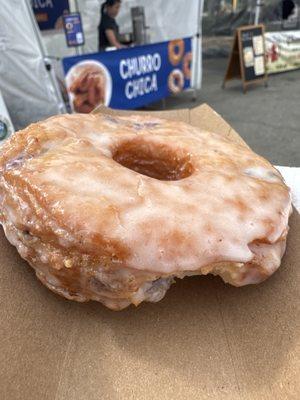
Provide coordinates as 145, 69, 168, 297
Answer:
223, 24, 268, 93
239, 26, 266, 82
63, 13, 85, 47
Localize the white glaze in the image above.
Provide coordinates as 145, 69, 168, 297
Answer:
0, 113, 292, 309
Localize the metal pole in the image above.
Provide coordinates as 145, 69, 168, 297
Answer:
254, 0, 263, 24
23, 0, 66, 113
193, 0, 204, 100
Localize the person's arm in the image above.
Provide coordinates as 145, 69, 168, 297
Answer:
105, 29, 124, 49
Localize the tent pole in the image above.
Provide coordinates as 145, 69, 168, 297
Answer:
193, 0, 204, 100
23, 0, 66, 114
254, 0, 263, 24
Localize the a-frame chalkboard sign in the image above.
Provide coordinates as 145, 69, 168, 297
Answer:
222, 24, 268, 93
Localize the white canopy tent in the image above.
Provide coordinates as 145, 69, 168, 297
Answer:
0, 0, 66, 130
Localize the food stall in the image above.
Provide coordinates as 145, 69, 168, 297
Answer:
0, 0, 204, 128
37, 0, 204, 112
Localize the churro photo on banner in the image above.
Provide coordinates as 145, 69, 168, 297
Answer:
65, 61, 112, 113
168, 39, 193, 94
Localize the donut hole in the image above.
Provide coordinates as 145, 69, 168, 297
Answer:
113, 140, 194, 181
174, 44, 180, 55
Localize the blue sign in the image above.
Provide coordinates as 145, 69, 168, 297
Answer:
63, 13, 85, 47
63, 38, 193, 112
32, 0, 70, 31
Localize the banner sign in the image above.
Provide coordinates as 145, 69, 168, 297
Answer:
62, 38, 193, 113
265, 31, 300, 74
32, 0, 70, 31
63, 13, 85, 47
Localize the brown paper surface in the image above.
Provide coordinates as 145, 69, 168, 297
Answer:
0, 105, 299, 400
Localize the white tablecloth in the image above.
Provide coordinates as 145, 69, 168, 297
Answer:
276, 166, 300, 213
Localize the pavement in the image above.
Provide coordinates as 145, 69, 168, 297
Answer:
150, 58, 300, 167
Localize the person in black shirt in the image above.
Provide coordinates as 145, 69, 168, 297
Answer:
282, 0, 295, 20
98, 0, 123, 50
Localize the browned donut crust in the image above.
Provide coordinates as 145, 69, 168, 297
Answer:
0, 113, 292, 310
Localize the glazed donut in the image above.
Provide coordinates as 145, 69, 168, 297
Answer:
168, 69, 184, 94
0, 113, 292, 310
183, 52, 193, 79
168, 39, 185, 65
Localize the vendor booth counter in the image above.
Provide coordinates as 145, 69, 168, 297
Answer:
62, 38, 194, 113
